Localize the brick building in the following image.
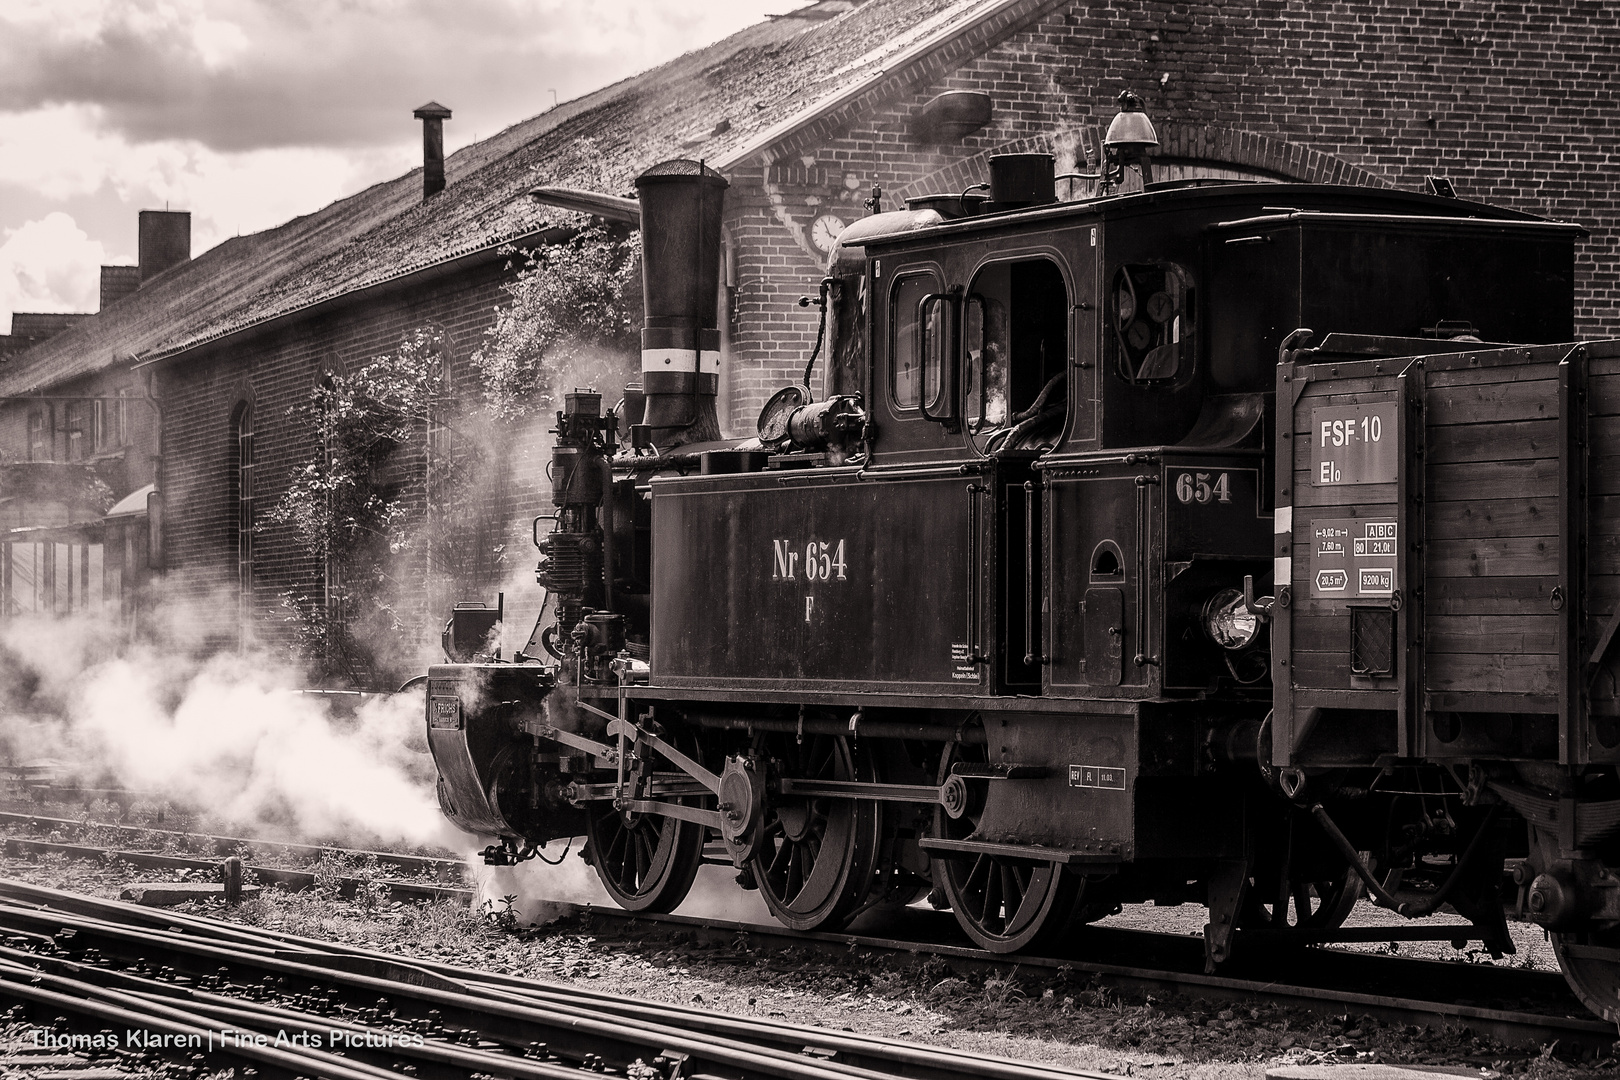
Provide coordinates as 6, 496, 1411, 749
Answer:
0, 212, 189, 623
2, 0, 1616, 669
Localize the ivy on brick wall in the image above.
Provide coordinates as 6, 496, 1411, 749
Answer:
473, 226, 642, 418
271, 326, 485, 687
272, 222, 644, 685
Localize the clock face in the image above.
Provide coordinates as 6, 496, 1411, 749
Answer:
810, 213, 847, 253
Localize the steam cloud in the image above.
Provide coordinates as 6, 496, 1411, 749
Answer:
0, 350, 765, 922
0, 590, 775, 925
0, 595, 450, 849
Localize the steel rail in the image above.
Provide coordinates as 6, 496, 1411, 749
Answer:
0, 881, 1121, 1080
1, 878, 1614, 1060
137, 992, 590, 1080
551, 907, 1620, 1054
470, 979, 1103, 1080
0, 958, 391, 1080
253, 909, 1620, 1057
0, 904, 959, 1080
0, 809, 465, 879
1, 836, 471, 904
0, 947, 595, 1080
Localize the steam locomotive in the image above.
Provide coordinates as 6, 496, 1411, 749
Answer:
424, 107, 1620, 1024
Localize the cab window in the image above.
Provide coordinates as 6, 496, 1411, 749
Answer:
1111, 262, 1194, 384
891, 272, 942, 410
964, 258, 1068, 452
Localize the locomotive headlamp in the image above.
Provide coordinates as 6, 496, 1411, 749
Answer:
1057, 90, 1159, 195
1102, 90, 1159, 160
1203, 588, 1260, 650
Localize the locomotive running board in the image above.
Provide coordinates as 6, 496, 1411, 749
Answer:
918, 837, 1123, 865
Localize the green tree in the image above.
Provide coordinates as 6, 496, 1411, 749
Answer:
271, 327, 484, 686
474, 226, 641, 419
274, 224, 642, 685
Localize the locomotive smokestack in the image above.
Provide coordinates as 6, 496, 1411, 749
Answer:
634, 159, 728, 446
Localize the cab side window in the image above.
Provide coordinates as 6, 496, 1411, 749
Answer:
965, 258, 1068, 452
891, 272, 942, 410
1111, 262, 1194, 384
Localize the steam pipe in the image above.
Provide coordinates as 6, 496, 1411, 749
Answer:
684, 712, 986, 744
799, 277, 833, 399
599, 455, 614, 615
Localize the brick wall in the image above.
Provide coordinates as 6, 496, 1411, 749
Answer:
721, 0, 1620, 430
153, 260, 546, 656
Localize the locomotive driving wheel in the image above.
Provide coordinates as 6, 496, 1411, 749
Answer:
748, 731, 881, 932
932, 744, 1085, 953
582, 733, 707, 914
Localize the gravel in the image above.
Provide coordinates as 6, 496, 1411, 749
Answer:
0, 841, 1614, 1080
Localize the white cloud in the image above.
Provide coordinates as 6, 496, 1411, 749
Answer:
0, 0, 800, 328
0, 213, 106, 333
0, 103, 415, 261
0, 0, 793, 152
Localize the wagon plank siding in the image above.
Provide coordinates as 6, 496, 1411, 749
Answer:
1428, 499, 1556, 540
1425, 653, 1558, 696
1427, 381, 1557, 426
1426, 419, 1556, 463
1427, 536, 1558, 578
1426, 459, 1558, 502
1427, 615, 1559, 655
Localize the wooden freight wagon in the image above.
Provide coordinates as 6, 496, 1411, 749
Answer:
1274, 337, 1620, 769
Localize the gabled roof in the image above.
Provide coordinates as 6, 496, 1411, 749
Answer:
0, 0, 1054, 392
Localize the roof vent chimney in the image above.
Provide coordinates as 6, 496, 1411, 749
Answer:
413, 101, 452, 200
137, 210, 191, 284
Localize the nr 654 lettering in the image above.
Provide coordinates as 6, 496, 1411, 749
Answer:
772, 538, 848, 581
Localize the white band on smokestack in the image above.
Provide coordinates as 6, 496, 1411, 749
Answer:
642, 348, 721, 375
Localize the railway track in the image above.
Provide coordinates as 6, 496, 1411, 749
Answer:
0, 811, 472, 904
0, 879, 1116, 1080
1, 823, 1615, 1059
562, 905, 1620, 1057
0, 809, 464, 879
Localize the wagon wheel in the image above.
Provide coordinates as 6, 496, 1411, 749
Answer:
748, 731, 881, 932
583, 734, 706, 914
931, 744, 1085, 953
1553, 928, 1620, 1024
1243, 814, 1364, 931
1245, 862, 1362, 931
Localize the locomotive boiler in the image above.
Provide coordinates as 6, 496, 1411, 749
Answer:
424, 119, 1620, 1024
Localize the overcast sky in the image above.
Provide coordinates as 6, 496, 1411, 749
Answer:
0, 0, 793, 334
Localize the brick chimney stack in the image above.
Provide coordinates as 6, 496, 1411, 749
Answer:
100, 265, 141, 310
137, 210, 191, 284
413, 101, 452, 200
